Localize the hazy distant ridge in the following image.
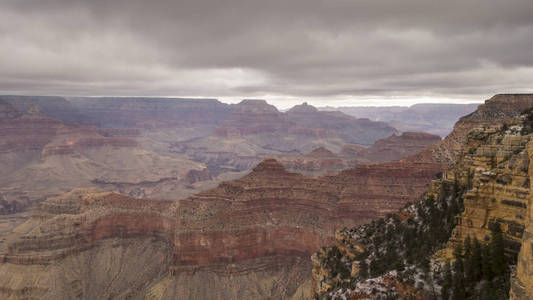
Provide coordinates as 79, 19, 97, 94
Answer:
320, 103, 479, 137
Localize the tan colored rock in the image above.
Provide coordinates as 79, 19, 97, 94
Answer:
511, 141, 533, 300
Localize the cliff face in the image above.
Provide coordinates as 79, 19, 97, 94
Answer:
310, 94, 533, 299
443, 127, 530, 257
512, 142, 533, 299
0, 161, 335, 299
66, 97, 231, 129
440, 95, 533, 259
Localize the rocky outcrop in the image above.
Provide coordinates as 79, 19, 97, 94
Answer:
350, 132, 441, 163
0, 96, 90, 125
213, 100, 286, 137
0, 161, 326, 298
277, 147, 360, 176
511, 140, 533, 299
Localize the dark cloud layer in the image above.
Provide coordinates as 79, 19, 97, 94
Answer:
1, 0, 533, 106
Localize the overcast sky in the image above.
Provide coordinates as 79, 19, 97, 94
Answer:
1, 0, 533, 108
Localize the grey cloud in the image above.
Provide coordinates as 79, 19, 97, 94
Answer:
1, 0, 533, 105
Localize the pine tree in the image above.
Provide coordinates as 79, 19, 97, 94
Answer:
472, 237, 483, 281
359, 260, 368, 279
489, 223, 506, 277
464, 236, 472, 257
482, 243, 492, 281
453, 243, 464, 263
370, 259, 379, 277
452, 243, 466, 300
463, 236, 474, 292
442, 260, 453, 300
478, 281, 492, 300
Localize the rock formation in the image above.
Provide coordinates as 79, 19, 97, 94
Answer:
276, 147, 359, 176
277, 132, 440, 176
309, 94, 533, 299
0, 108, 207, 212
3, 94, 525, 299
0, 151, 442, 298
511, 140, 533, 299
347, 131, 441, 163
0, 96, 403, 212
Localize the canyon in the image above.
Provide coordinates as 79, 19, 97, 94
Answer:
0, 96, 402, 212
1, 96, 443, 215
1, 94, 524, 299
0, 95, 450, 299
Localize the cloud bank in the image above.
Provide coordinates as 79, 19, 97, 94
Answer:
1, 0, 533, 106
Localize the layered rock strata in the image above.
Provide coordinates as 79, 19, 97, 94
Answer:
310, 94, 533, 299
0, 152, 443, 299
352, 132, 441, 163
0, 97, 402, 212
3, 94, 529, 299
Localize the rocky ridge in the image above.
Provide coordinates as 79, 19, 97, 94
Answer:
327, 103, 479, 137
347, 131, 441, 163
277, 132, 441, 177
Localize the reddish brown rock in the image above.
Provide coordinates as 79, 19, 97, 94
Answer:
277, 147, 359, 176
352, 132, 441, 163
1, 94, 530, 299
0, 112, 64, 152
0, 152, 444, 298
213, 100, 397, 146
277, 131, 440, 176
